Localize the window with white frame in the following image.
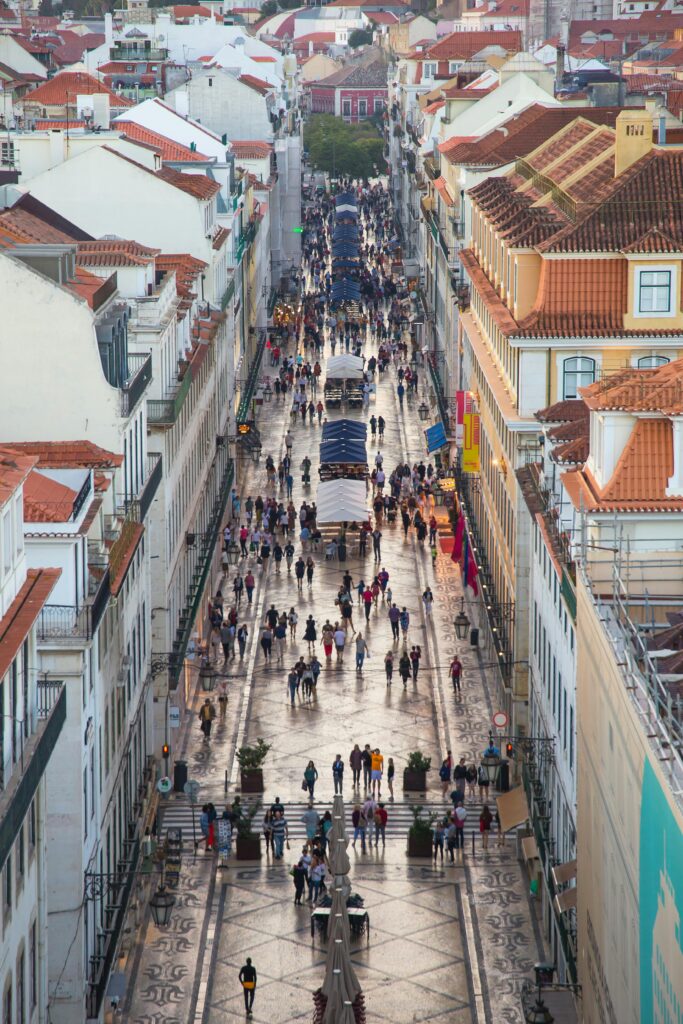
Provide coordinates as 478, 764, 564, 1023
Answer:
423, 62, 437, 79
636, 267, 676, 316
637, 354, 669, 368
374, 97, 383, 113
342, 99, 351, 117
448, 60, 462, 74
563, 356, 596, 399
358, 98, 367, 117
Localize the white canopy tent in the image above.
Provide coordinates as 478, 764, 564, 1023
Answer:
316, 480, 369, 523
326, 354, 364, 380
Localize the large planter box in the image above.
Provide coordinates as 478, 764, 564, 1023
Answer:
403, 769, 427, 793
240, 768, 264, 793
407, 832, 433, 858
236, 834, 262, 860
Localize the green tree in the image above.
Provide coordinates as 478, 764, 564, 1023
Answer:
304, 114, 386, 178
260, 0, 277, 15
348, 28, 373, 48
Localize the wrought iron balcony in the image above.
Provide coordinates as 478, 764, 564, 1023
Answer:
0, 684, 65, 867
115, 453, 163, 523
148, 371, 191, 426
120, 352, 152, 417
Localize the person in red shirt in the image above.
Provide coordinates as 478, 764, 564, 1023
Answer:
373, 803, 388, 846
450, 656, 463, 693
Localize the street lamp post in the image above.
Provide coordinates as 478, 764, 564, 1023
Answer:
453, 597, 470, 641
149, 859, 175, 928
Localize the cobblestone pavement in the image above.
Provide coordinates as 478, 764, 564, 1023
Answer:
122, 249, 545, 1024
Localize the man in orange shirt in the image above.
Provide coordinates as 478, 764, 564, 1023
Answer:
370, 748, 384, 798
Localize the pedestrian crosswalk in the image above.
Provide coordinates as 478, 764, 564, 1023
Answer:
158, 796, 494, 847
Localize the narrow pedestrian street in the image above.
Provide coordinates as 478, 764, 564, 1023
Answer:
122, 183, 545, 1024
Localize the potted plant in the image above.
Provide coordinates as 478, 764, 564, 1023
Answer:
407, 805, 436, 858
236, 738, 270, 793
403, 750, 431, 793
235, 802, 262, 861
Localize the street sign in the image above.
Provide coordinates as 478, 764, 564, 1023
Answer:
157, 777, 172, 795
184, 780, 200, 803
168, 706, 180, 729
492, 711, 508, 730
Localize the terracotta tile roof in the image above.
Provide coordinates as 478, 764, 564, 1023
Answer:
535, 398, 588, 423
539, 150, 683, 254
238, 73, 273, 95
366, 10, 398, 23
580, 360, 683, 415
517, 256, 628, 338
156, 165, 221, 200
563, 419, 681, 512
110, 521, 144, 596
0, 447, 37, 506
423, 99, 444, 114
212, 226, 231, 250
0, 568, 61, 676
63, 266, 113, 308
77, 239, 160, 268
173, 4, 212, 15
568, 13, 683, 49
293, 32, 336, 46
468, 175, 565, 247
230, 140, 273, 159
21, 71, 134, 108
155, 253, 206, 299
117, 121, 209, 162
7, 440, 123, 468
0, 204, 81, 245
33, 119, 87, 129
551, 434, 590, 465
423, 29, 521, 61
23, 468, 78, 522
440, 86, 494, 99
312, 54, 388, 88
433, 174, 455, 206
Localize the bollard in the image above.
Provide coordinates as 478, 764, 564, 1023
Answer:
472, 831, 475, 858
224, 769, 228, 794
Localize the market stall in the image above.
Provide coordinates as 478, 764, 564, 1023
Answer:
318, 438, 368, 482
322, 419, 367, 441
316, 479, 369, 524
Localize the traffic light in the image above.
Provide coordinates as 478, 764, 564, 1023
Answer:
505, 741, 514, 759
162, 743, 170, 760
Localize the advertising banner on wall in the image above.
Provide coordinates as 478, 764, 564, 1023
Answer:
455, 390, 473, 446
462, 411, 480, 473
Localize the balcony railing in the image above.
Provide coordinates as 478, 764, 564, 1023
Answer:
116, 453, 163, 522
221, 276, 236, 312
147, 371, 192, 426
120, 352, 152, 417
37, 568, 110, 644
0, 685, 66, 867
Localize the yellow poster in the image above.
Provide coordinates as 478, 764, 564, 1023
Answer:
462, 412, 480, 473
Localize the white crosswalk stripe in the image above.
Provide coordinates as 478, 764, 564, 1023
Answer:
158, 798, 492, 843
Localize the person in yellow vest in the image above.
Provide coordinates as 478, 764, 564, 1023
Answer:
239, 958, 257, 1015
198, 698, 216, 740
370, 748, 384, 799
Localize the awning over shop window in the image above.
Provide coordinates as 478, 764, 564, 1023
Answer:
496, 786, 530, 834
551, 860, 577, 887
425, 422, 448, 453
521, 836, 539, 862
553, 887, 577, 915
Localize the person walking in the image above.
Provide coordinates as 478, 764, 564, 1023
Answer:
370, 748, 383, 798
478, 762, 490, 803
285, 540, 295, 572
332, 754, 344, 794
349, 744, 363, 789
399, 606, 410, 640
352, 805, 367, 852
309, 855, 326, 903
271, 810, 289, 860
274, 619, 287, 663
239, 959, 257, 1016
371, 528, 382, 560
439, 758, 452, 798
295, 557, 306, 591
388, 603, 400, 641
361, 744, 372, 793
293, 860, 308, 905
198, 698, 216, 740
303, 760, 318, 799
322, 621, 334, 661
454, 757, 468, 802
450, 655, 463, 693
362, 584, 373, 622
422, 587, 434, 617
480, 803, 493, 851
334, 624, 346, 662
237, 623, 248, 660
433, 819, 446, 863
306, 556, 315, 586
245, 570, 255, 605
288, 607, 298, 640
302, 802, 320, 844
387, 757, 395, 800
466, 763, 478, 802
260, 624, 273, 662
452, 801, 467, 862
355, 631, 369, 671
384, 649, 394, 686
304, 615, 317, 653
410, 644, 421, 681
374, 803, 387, 846
287, 666, 299, 706
398, 650, 411, 688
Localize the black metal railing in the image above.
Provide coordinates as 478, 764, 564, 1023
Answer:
0, 685, 66, 867
71, 474, 93, 522
137, 452, 162, 521
36, 679, 64, 718
120, 352, 152, 417
426, 352, 450, 432
147, 371, 192, 425
37, 567, 110, 643
237, 329, 268, 423
91, 568, 110, 635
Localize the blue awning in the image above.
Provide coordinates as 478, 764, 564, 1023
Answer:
331, 281, 361, 300
322, 419, 367, 441
335, 191, 357, 208
425, 422, 448, 453
319, 439, 368, 465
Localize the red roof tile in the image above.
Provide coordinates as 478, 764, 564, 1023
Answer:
230, 140, 273, 159
156, 165, 221, 199
0, 568, 61, 675
238, 73, 273, 94
117, 121, 209, 162
0, 447, 37, 506
23, 469, 78, 522
32, 119, 86, 129
423, 29, 521, 61
21, 71, 134, 108
109, 521, 144, 596
173, 4, 212, 15
7, 440, 123, 468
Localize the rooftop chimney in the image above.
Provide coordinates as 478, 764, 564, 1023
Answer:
614, 108, 653, 178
